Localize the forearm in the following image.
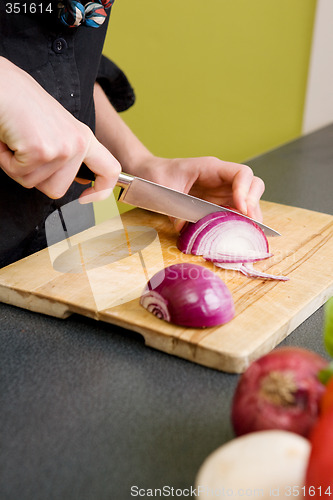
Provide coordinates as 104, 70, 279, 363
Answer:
93, 82, 153, 175
0, 57, 120, 201
93, 82, 264, 223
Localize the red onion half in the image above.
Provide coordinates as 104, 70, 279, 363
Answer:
177, 212, 288, 281
140, 263, 235, 328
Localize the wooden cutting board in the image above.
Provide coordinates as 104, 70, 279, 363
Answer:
1, 201, 332, 373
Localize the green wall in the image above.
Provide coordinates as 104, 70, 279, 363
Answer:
94, 0, 316, 222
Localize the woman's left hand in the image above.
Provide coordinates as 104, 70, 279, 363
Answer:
136, 155, 265, 231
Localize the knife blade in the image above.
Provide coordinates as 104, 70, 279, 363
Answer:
116, 173, 280, 237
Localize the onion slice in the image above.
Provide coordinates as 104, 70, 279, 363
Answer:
216, 262, 289, 282
140, 263, 235, 328
177, 212, 288, 281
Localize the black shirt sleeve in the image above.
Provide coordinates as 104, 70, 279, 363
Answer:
96, 55, 135, 112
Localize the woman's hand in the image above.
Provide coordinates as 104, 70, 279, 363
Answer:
0, 57, 120, 203
134, 155, 265, 231
92, 83, 265, 226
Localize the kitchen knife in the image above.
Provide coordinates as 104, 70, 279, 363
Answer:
116, 173, 280, 237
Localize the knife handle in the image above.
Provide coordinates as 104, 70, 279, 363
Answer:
76, 165, 133, 193
116, 172, 134, 202
117, 172, 134, 188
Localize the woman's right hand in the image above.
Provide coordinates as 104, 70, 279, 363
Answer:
0, 56, 121, 203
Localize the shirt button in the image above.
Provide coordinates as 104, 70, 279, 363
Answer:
52, 38, 68, 54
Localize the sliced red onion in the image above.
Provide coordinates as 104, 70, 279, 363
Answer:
140, 263, 235, 328
177, 211, 288, 281
177, 212, 231, 254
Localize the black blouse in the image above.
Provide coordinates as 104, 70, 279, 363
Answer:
0, 1, 135, 267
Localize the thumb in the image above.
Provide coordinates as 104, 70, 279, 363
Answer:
79, 136, 121, 204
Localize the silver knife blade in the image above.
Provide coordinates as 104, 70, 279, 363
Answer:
117, 173, 280, 237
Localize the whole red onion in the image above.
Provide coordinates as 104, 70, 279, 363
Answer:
231, 347, 328, 438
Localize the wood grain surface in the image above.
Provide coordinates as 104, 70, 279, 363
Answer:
1, 201, 332, 373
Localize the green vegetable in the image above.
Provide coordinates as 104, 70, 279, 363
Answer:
318, 361, 333, 385
324, 297, 333, 358
318, 298, 333, 385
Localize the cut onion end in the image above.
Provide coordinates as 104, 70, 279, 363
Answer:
215, 262, 289, 281
240, 263, 289, 281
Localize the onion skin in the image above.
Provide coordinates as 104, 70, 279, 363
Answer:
231, 347, 328, 438
140, 263, 235, 328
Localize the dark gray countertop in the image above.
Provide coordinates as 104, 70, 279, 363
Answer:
1, 124, 332, 500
